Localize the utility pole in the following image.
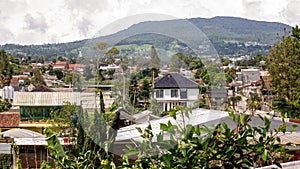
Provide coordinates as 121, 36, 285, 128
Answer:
232, 58, 236, 111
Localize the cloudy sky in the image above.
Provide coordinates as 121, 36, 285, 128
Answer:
0, 0, 299, 45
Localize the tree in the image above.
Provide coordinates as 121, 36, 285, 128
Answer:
37, 55, 45, 64
198, 67, 210, 84
0, 99, 12, 112
140, 79, 151, 101
106, 46, 119, 64
149, 99, 161, 115
49, 69, 64, 80
228, 95, 242, 110
93, 42, 108, 84
41, 91, 119, 169
224, 67, 235, 84
106, 46, 119, 56
149, 46, 160, 68
247, 93, 261, 114
31, 68, 45, 87
8, 55, 20, 64
64, 72, 82, 91
0, 50, 13, 87
83, 65, 93, 80
129, 76, 138, 107
170, 53, 186, 72
266, 26, 300, 116
246, 53, 264, 67
221, 58, 232, 66
93, 42, 107, 56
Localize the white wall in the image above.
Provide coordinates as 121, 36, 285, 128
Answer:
155, 88, 199, 101
187, 88, 199, 100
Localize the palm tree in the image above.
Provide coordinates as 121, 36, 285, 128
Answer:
247, 93, 261, 114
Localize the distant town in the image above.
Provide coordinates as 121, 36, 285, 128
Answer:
0, 21, 300, 168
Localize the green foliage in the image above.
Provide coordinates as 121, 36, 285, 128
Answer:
228, 95, 242, 110
198, 85, 209, 94
169, 53, 187, 72
37, 55, 45, 64
266, 26, 300, 117
193, 96, 210, 109
106, 46, 119, 56
83, 65, 94, 80
0, 154, 12, 168
105, 46, 119, 64
12, 142, 22, 169
0, 49, 13, 86
221, 58, 232, 66
0, 98, 12, 112
224, 67, 235, 84
149, 46, 160, 69
31, 68, 46, 87
196, 67, 209, 84
122, 111, 293, 168
247, 93, 261, 113
169, 53, 204, 79
49, 69, 64, 80
64, 72, 82, 91
50, 101, 77, 131
139, 79, 151, 101
42, 91, 119, 169
93, 42, 108, 55
41, 102, 293, 168
128, 76, 139, 107
148, 99, 161, 115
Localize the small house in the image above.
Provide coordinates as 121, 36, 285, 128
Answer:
153, 72, 199, 111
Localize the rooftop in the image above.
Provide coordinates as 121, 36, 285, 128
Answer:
154, 72, 199, 89
0, 128, 44, 138
116, 109, 300, 142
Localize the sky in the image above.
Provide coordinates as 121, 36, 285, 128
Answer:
0, 0, 299, 45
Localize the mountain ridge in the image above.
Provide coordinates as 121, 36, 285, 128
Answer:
0, 16, 292, 59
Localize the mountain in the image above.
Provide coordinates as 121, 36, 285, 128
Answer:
0, 16, 292, 59
190, 16, 290, 43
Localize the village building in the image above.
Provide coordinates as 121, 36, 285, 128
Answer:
53, 61, 69, 70
153, 72, 199, 111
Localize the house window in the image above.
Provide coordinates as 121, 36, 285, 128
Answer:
156, 89, 164, 98
171, 89, 178, 98
180, 89, 187, 99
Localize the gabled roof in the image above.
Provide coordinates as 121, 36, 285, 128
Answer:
154, 72, 199, 89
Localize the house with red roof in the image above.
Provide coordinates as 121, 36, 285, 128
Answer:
53, 61, 68, 70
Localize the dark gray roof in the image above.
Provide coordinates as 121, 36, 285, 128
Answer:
154, 72, 199, 89
31, 85, 55, 92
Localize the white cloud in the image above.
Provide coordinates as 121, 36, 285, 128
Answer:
0, 0, 299, 45
24, 13, 48, 33
284, 0, 300, 26
0, 27, 14, 44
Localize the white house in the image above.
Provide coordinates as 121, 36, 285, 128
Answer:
153, 72, 199, 111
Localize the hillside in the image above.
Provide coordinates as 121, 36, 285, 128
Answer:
190, 16, 290, 43
0, 16, 292, 59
